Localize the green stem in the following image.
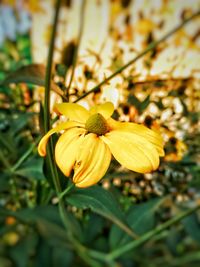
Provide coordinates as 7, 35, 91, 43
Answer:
43, 0, 62, 196
74, 9, 200, 103
42, 2, 101, 266
43, 0, 83, 252
43, 0, 72, 229
59, 183, 75, 200
66, 0, 86, 96
44, 0, 61, 133
11, 136, 40, 172
163, 251, 200, 267
106, 205, 200, 261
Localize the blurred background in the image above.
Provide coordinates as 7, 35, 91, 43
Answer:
0, 0, 200, 266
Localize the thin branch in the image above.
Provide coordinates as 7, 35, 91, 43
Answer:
66, 0, 86, 97
106, 205, 200, 261
74, 9, 200, 103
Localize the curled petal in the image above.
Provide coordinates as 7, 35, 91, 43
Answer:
55, 128, 86, 176
107, 118, 165, 156
102, 130, 160, 173
73, 134, 111, 188
38, 121, 82, 156
89, 102, 114, 119
54, 103, 89, 123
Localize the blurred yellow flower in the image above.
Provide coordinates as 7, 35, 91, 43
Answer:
135, 19, 155, 35
38, 102, 164, 188
164, 137, 187, 162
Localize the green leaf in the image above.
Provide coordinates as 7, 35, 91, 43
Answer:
66, 185, 135, 239
182, 213, 200, 244
1, 64, 46, 86
52, 246, 74, 267
56, 63, 68, 78
139, 95, 150, 112
36, 219, 70, 245
34, 237, 52, 267
0, 205, 60, 224
0, 173, 10, 192
128, 94, 141, 109
0, 205, 83, 243
14, 158, 45, 180
8, 235, 37, 267
33, 236, 74, 267
82, 214, 105, 245
128, 94, 150, 113
166, 228, 183, 254
109, 197, 164, 249
1, 64, 64, 96
10, 113, 33, 136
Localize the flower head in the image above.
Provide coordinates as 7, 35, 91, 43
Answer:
38, 102, 164, 188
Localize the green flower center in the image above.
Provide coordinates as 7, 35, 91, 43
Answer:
85, 113, 109, 135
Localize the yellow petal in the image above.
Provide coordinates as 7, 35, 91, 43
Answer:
73, 133, 96, 183
54, 103, 89, 123
89, 102, 114, 119
38, 121, 82, 157
108, 118, 165, 156
101, 130, 160, 173
73, 134, 111, 188
55, 128, 86, 176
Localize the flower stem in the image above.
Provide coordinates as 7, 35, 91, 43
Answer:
43, 0, 74, 226
43, 0, 62, 193
42, 2, 100, 266
44, 0, 61, 133
106, 205, 200, 261
59, 183, 75, 200
74, 9, 200, 103
66, 0, 86, 97
11, 136, 40, 172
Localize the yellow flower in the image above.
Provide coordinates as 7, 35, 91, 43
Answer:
164, 137, 187, 162
38, 102, 164, 188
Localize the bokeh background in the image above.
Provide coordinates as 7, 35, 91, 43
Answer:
0, 1, 200, 266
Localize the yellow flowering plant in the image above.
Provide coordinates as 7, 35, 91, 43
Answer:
38, 102, 164, 188
1, 0, 200, 266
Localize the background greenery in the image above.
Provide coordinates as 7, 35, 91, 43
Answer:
0, 1, 200, 267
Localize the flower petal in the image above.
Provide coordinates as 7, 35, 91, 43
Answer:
54, 103, 89, 123
55, 128, 86, 176
38, 121, 82, 156
73, 134, 111, 188
101, 130, 160, 173
89, 102, 114, 119
107, 118, 165, 156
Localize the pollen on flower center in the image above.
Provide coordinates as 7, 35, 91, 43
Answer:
85, 113, 109, 135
